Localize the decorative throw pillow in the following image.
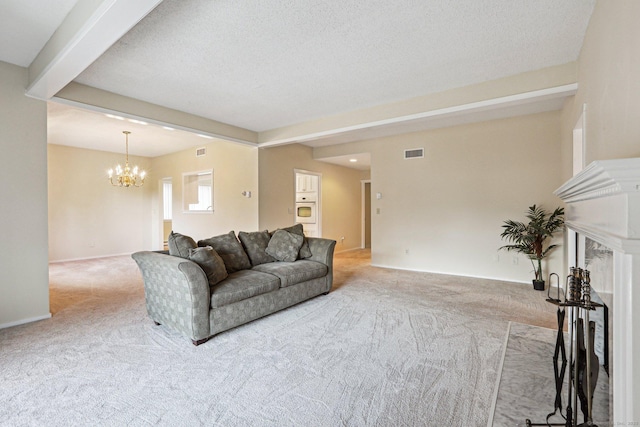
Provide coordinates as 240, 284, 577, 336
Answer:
188, 246, 228, 286
167, 231, 197, 259
197, 231, 251, 273
266, 230, 304, 262
238, 230, 276, 266
272, 223, 312, 259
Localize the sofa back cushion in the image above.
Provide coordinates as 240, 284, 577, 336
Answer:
188, 246, 228, 286
167, 231, 197, 258
238, 230, 276, 267
198, 231, 251, 273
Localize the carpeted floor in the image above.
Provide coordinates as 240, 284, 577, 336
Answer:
491, 322, 609, 427
0, 249, 559, 426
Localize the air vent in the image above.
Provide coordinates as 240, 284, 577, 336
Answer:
196, 147, 206, 157
404, 148, 424, 159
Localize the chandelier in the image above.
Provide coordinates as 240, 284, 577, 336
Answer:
108, 131, 146, 187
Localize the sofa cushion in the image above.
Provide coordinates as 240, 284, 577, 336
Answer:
238, 230, 276, 267
210, 269, 280, 308
252, 260, 328, 288
188, 246, 228, 286
271, 224, 312, 259
167, 231, 197, 258
198, 231, 251, 273
266, 230, 303, 262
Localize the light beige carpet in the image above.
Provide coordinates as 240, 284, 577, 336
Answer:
491, 322, 609, 426
1, 249, 558, 426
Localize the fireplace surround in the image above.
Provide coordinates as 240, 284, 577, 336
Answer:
554, 157, 640, 425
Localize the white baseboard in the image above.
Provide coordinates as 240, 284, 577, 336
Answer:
369, 263, 531, 285
334, 246, 364, 254
0, 313, 52, 330
49, 252, 132, 263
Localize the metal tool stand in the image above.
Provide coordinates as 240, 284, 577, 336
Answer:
525, 268, 601, 427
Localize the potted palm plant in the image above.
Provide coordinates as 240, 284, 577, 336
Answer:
499, 205, 565, 290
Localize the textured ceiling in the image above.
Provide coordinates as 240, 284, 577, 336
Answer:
0, 0, 78, 67
74, 0, 596, 132
2, 0, 595, 169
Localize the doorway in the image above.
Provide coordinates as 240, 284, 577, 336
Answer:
161, 178, 172, 250
361, 180, 371, 248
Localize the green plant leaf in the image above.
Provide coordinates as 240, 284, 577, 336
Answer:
499, 205, 565, 280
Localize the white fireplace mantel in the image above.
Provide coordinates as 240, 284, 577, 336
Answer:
554, 157, 640, 425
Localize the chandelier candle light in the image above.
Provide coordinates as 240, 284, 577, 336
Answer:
108, 131, 146, 187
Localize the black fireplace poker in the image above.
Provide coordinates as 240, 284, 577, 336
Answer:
525, 268, 602, 427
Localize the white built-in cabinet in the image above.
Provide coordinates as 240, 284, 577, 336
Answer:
296, 174, 318, 193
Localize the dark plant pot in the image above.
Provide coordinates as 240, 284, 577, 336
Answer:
532, 279, 545, 291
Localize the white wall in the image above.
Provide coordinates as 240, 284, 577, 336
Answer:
258, 143, 364, 251
557, 3, 640, 421
561, 0, 640, 179
48, 144, 153, 261
0, 61, 50, 328
316, 111, 565, 283
151, 140, 259, 243
48, 137, 259, 260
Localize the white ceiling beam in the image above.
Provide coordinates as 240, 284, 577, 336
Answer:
53, 82, 260, 145
258, 84, 578, 148
26, 0, 163, 100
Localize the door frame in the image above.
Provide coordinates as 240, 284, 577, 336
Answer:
294, 169, 322, 237
361, 179, 371, 249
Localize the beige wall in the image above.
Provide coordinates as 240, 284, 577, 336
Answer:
317, 111, 565, 283
48, 144, 153, 261
259, 144, 363, 251
151, 140, 259, 243
48, 138, 258, 261
561, 0, 640, 180
0, 61, 50, 327
14, 0, 638, 327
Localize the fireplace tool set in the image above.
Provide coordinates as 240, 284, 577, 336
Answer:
525, 268, 601, 427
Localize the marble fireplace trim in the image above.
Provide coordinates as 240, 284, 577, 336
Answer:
555, 157, 640, 425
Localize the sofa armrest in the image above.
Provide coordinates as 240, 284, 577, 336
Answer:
306, 237, 337, 290
131, 251, 210, 341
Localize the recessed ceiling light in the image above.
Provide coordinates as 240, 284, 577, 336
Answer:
105, 114, 124, 120
197, 134, 214, 139
349, 158, 358, 162
128, 119, 148, 125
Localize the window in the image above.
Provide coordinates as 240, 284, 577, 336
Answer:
183, 170, 213, 213
189, 182, 212, 211
162, 179, 172, 220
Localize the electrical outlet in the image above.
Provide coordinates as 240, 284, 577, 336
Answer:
405, 249, 409, 255
340, 236, 345, 244
512, 256, 519, 265
492, 254, 500, 262
376, 208, 381, 214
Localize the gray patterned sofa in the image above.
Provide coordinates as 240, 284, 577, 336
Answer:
132, 225, 336, 345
